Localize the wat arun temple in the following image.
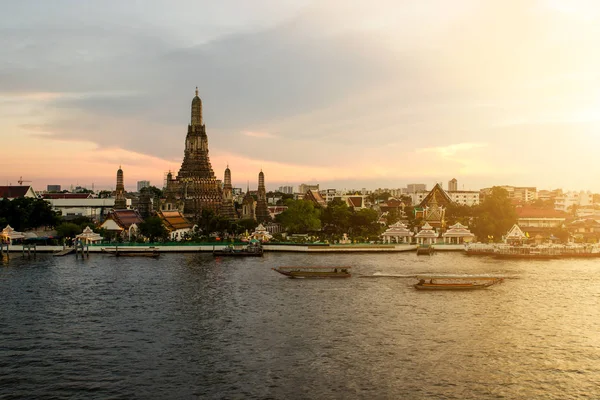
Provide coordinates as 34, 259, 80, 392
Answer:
162, 88, 237, 221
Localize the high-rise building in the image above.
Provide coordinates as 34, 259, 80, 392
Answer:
255, 170, 271, 223
406, 183, 427, 193
137, 180, 150, 192
278, 185, 293, 194
114, 166, 127, 209
448, 178, 458, 192
47, 185, 61, 192
162, 88, 223, 219
299, 183, 319, 194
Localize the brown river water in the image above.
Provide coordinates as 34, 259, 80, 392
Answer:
1, 251, 599, 399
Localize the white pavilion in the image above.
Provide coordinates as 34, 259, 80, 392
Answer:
442, 222, 475, 244
76, 226, 104, 244
505, 224, 527, 245
1, 225, 25, 244
381, 221, 414, 244
415, 222, 438, 245
251, 223, 273, 242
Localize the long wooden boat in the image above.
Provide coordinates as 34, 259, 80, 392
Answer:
414, 277, 503, 290
273, 266, 351, 279
213, 244, 263, 257
101, 248, 160, 258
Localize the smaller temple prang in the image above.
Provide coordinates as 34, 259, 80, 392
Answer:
255, 170, 271, 223
114, 166, 127, 210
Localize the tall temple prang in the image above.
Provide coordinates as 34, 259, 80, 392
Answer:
220, 165, 237, 220
255, 170, 271, 223
162, 88, 223, 220
114, 165, 127, 209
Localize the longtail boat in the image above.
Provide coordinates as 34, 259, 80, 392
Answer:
414, 276, 503, 290
272, 266, 351, 279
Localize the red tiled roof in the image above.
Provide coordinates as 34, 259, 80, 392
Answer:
0, 186, 33, 198
107, 209, 144, 229
158, 211, 192, 230
383, 199, 403, 207
516, 206, 569, 218
42, 193, 93, 199
304, 190, 327, 207
347, 197, 363, 208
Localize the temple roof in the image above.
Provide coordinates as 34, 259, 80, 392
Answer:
1, 225, 24, 240
516, 206, 569, 219
382, 221, 413, 237
157, 210, 193, 231
304, 190, 327, 207
0, 186, 37, 199
443, 222, 474, 238
418, 183, 452, 208
415, 222, 438, 238
346, 197, 363, 208
506, 224, 527, 240
42, 193, 93, 199
76, 226, 103, 241
104, 209, 144, 230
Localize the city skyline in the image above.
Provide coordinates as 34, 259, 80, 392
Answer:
3, 1, 600, 192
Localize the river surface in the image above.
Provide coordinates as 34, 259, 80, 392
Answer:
1, 251, 599, 399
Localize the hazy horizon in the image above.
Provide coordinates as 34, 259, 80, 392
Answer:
3, 1, 600, 193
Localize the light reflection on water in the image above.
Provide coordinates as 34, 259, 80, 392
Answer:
1, 252, 599, 399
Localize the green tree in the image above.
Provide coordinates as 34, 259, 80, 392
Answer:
471, 187, 517, 242
0, 197, 59, 231
143, 186, 163, 199
386, 208, 400, 225
138, 216, 168, 242
445, 203, 475, 226
349, 208, 381, 238
56, 222, 81, 239
235, 218, 258, 234
376, 192, 392, 202
276, 199, 321, 233
321, 198, 351, 234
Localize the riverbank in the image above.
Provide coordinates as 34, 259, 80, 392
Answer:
0, 243, 467, 253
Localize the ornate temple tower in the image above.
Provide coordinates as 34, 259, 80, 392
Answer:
114, 166, 127, 209
220, 165, 237, 219
241, 182, 256, 220
165, 88, 223, 220
255, 170, 271, 223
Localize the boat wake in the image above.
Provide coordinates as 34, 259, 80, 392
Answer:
359, 272, 416, 278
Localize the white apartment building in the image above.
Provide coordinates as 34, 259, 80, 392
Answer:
554, 191, 594, 213
45, 198, 127, 219
411, 189, 479, 207
448, 191, 480, 206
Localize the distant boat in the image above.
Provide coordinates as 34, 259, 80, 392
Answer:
213, 242, 263, 257
272, 266, 351, 279
414, 276, 503, 290
101, 248, 160, 258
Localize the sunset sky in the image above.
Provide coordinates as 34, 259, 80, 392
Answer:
2, 0, 600, 192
